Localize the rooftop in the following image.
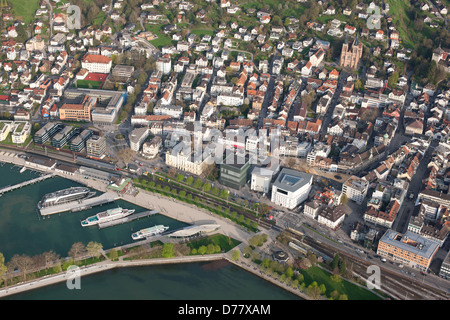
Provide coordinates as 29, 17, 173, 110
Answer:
273, 168, 312, 193
380, 230, 439, 259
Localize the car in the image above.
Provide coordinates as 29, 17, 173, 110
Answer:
381, 258, 386, 262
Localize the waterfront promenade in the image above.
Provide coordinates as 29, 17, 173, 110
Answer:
0, 149, 312, 299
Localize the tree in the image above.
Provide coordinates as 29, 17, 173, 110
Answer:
202, 183, 211, 192
206, 244, 216, 254
231, 249, 240, 261
109, 249, 119, 261
68, 242, 86, 261
258, 203, 271, 216
243, 246, 253, 257
305, 284, 322, 300
117, 147, 136, 169
86, 241, 103, 259
285, 267, 294, 279
387, 71, 399, 89
162, 243, 175, 258
42, 251, 60, 270
319, 283, 327, 295
0, 252, 7, 287
198, 245, 207, 255
186, 176, 194, 185
8, 254, 34, 281
354, 79, 363, 91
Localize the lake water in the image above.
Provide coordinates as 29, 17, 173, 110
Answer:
0, 163, 300, 300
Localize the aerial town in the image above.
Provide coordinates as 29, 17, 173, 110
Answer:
0, 0, 449, 301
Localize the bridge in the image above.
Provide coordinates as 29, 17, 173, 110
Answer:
0, 173, 55, 195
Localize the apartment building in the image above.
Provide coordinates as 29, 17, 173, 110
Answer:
377, 230, 439, 272
342, 175, 369, 205
11, 121, 31, 144
166, 142, 211, 176
86, 135, 106, 159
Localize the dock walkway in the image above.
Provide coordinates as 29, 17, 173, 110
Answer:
0, 173, 55, 195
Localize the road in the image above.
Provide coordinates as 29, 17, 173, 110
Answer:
318, 70, 347, 136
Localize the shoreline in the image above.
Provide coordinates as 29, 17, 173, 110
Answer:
0, 255, 307, 300
0, 152, 309, 300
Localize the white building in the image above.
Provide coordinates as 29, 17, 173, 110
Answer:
0, 121, 14, 141
156, 55, 172, 75
304, 200, 322, 219
250, 159, 280, 194
271, 168, 313, 209
165, 142, 212, 176
342, 176, 369, 205
129, 127, 150, 152
81, 54, 112, 73
142, 136, 162, 159
317, 205, 346, 229
11, 121, 31, 144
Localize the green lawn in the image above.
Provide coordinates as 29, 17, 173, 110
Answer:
386, 0, 415, 49
146, 24, 174, 48
187, 234, 241, 253
8, 0, 40, 24
76, 80, 103, 89
190, 28, 215, 37
299, 266, 383, 300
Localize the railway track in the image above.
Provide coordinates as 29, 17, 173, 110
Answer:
146, 175, 276, 230
300, 236, 449, 300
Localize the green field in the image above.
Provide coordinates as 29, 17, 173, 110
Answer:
76, 79, 103, 89
7, 0, 40, 24
386, 0, 415, 49
146, 24, 174, 48
190, 27, 215, 37
300, 266, 383, 300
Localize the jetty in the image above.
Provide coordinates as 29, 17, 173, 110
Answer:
97, 210, 159, 229
0, 173, 54, 195
39, 192, 119, 216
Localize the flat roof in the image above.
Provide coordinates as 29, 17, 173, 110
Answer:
273, 168, 312, 192
380, 230, 439, 259
168, 224, 221, 238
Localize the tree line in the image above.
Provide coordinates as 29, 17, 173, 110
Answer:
0, 241, 103, 288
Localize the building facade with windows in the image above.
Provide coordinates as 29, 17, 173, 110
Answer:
342, 175, 369, 205
219, 153, 250, 190
377, 230, 439, 272
271, 168, 313, 209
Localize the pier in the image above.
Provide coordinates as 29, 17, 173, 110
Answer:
97, 210, 159, 229
39, 192, 119, 216
0, 173, 55, 195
